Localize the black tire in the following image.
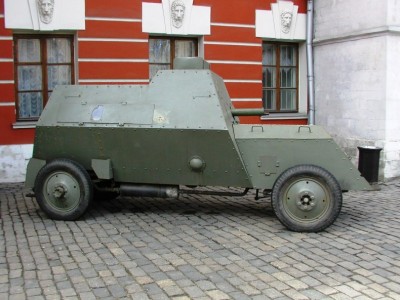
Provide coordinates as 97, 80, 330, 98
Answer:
34, 159, 93, 220
271, 165, 342, 232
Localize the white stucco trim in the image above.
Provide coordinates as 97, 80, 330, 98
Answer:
85, 17, 141, 23
142, 0, 210, 35
78, 79, 149, 84
204, 41, 261, 47
231, 98, 262, 102
0, 36, 12, 40
314, 26, 400, 46
256, 0, 306, 40
224, 79, 262, 84
78, 38, 148, 43
211, 22, 255, 29
0, 102, 15, 107
12, 122, 37, 129
78, 58, 149, 63
0, 80, 14, 84
0, 58, 13, 62
261, 113, 308, 120
208, 60, 262, 65
5, 0, 85, 31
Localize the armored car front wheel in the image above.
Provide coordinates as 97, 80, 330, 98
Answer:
271, 165, 342, 232
34, 159, 93, 220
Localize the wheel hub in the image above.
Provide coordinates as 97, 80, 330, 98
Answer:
53, 184, 68, 199
296, 191, 316, 211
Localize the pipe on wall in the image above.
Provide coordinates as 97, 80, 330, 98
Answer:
306, 0, 315, 125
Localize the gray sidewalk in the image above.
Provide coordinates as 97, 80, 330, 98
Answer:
1, 180, 400, 300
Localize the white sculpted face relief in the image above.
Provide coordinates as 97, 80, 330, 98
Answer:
171, 0, 185, 28
281, 11, 293, 33
37, 0, 55, 24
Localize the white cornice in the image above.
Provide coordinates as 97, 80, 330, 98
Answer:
85, 17, 141, 23
314, 26, 400, 46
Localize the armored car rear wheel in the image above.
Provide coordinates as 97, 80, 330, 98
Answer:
271, 165, 342, 232
34, 159, 93, 220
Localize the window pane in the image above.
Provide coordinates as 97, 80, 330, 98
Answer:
263, 89, 276, 110
15, 35, 74, 121
18, 39, 40, 63
175, 40, 196, 58
48, 66, 71, 90
18, 92, 43, 118
280, 90, 297, 111
149, 39, 171, 63
149, 64, 170, 79
262, 42, 298, 112
17, 66, 42, 91
263, 67, 276, 88
280, 45, 296, 66
47, 38, 71, 63
262, 44, 276, 65
280, 67, 296, 88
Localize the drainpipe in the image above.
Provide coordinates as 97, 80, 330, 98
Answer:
306, 0, 315, 125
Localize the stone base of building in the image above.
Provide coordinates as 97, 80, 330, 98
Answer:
0, 144, 33, 183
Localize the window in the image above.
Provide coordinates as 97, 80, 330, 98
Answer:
149, 37, 198, 79
262, 43, 298, 112
14, 35, 74, 121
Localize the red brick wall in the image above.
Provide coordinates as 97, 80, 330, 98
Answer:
0, 4, 36, 144
0, 0, 307, 145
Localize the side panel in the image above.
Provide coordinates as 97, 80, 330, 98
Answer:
32, 126, 251, 188
235, 125, 371, 191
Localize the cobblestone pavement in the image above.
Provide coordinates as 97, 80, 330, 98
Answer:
1, 180, 400, 300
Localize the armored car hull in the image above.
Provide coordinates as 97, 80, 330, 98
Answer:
26, 58, 370, 232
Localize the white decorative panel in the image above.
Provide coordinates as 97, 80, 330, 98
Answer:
256, 0, 306, 40
5, 0, 85, 31
142, 0, 210, 35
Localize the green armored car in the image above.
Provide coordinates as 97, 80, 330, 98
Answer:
25, 58, 370, 232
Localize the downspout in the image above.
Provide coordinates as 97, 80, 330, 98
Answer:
306, 0, 315, 125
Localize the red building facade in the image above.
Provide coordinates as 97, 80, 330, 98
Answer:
0, 0, 308, 181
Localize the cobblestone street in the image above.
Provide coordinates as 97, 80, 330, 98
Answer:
1, 180, 400, 300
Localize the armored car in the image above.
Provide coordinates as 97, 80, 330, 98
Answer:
25, 58, 370, 232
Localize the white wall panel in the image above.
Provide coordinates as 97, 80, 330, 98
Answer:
142, 0, 210, 35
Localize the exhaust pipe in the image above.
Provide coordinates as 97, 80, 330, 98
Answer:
119, 184, 179, 198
